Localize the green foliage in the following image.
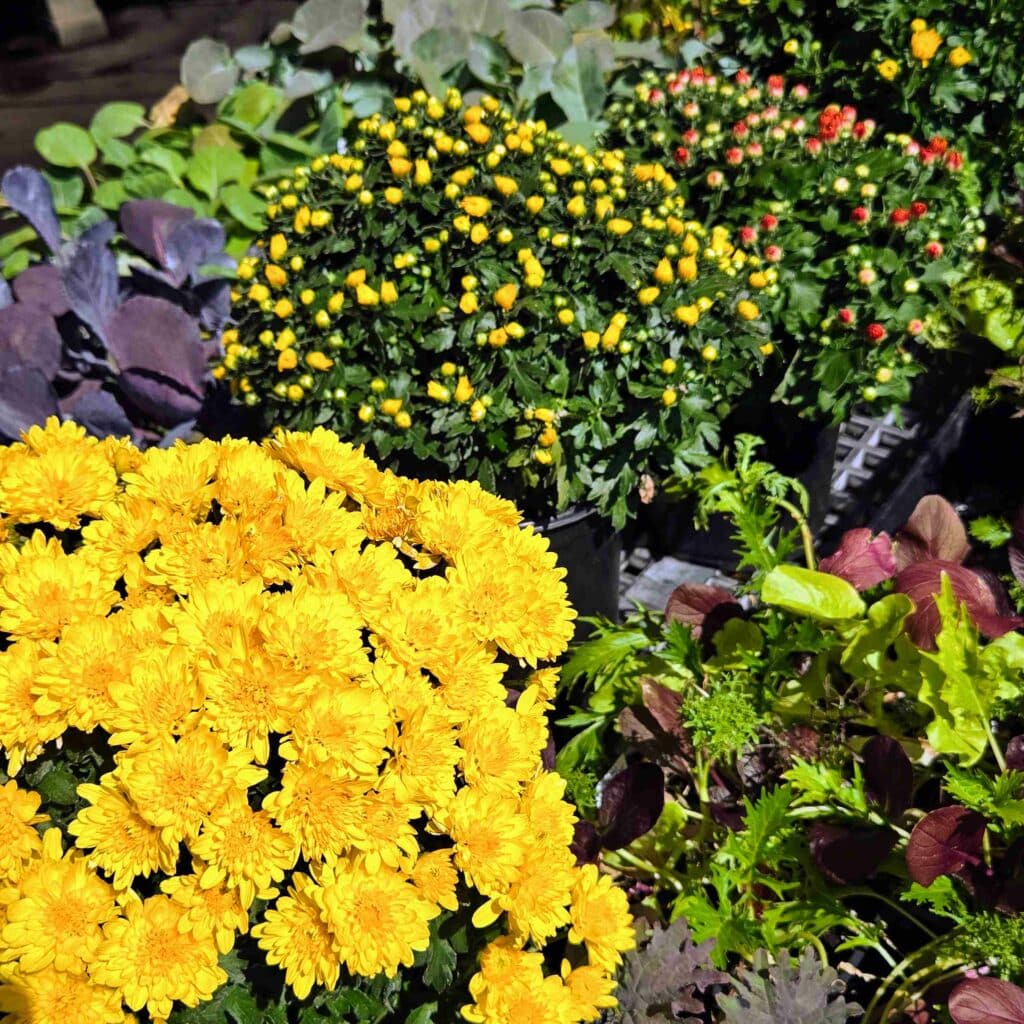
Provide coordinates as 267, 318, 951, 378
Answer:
761, 565, 866, 622
681, 680, 763, 760
666, 434, 811, 577
952, 913, 1024, 982
691, 0, 1024, 212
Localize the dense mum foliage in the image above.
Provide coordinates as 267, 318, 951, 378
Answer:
607, 68, 982, 419
0, 421, 633, 1023
221, 87, 779, 526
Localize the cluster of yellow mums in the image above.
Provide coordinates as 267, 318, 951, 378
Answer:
0, 420, 633, 1023
877, 17, 970, 80
219, 87, 764, 467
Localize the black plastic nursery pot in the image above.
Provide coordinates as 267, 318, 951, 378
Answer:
531, 504, 622, 629
638, 401, 841, 573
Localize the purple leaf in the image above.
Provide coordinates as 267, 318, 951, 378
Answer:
905, 805, 986, 886
60, 240, 119, 341
11, 264, 70, 316
598, 762, 665, 850
163, 218, 226, 286
66, 386, 134, 439
192, 277, 232, 333
949, 978, 1024, 1024
80, 218, 116, 248
0, 302, 63, 376
2, 166, 62, 253
895, 561, 1024, 648
0, 366, 60, 439
665, 583, 741, 638
119, 199, 194, 266
105, 295, 207, 426
809, 822, 897, 884
819, 528, 897, 590
862, 735, 914, 818
570, 821, 602, 865
1008, 736, 1024, 772
895, 495, 970, 570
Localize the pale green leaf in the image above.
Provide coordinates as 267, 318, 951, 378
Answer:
761, 565, 865, 621
35, 123, 97, 169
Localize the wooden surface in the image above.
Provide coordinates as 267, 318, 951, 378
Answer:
0, 0, 296, 170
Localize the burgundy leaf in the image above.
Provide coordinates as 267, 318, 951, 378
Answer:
819, 528, 897, 590
665, 583, 741, 638
949, 978, 1024, 1024
906, 805, 986, 886
2, 166, 62, 253
119, 199, 194, 266
809, 821, 897, 884
163, 218, 226, 287
862, 735, 914, 818
12, 264, 70, 317
192, 277, 231, 333
0, 366, 60, 439
598, 763, 665, 850
570, 821, 602, 865
895, 495, 970, 570
105, 296, 207, 426
641, 678, 685, 738
60, 239, 119, 340
0, 302, 62, 377
1008, 736, 1024, 772
895, 561, 1024, 648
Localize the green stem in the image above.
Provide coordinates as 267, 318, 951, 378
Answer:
877, 963, 968, 1024
842, 887, 940, 940
774, 496, 816, 569
863, 932, 962, 1022
606, 847, 686, 891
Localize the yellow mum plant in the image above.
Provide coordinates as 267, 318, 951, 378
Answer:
0, 419, 632, 1023
220, 87, 767, 528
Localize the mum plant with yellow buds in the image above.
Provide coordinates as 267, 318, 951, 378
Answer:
0, 419, 635, 1023
222, 88, 772, 527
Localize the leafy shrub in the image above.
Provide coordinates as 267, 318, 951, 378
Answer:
692, 0, 1024, 211
0, 167, 231, 443
221, 87, 778, 526
182, 0, 669, 143
557, 439, 1024, 1015
605, 68, 982, 420
0, 421, 636, 1022
0, 81, 341, 274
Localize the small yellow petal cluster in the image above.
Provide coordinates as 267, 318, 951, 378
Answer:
0, 420, 628, 1020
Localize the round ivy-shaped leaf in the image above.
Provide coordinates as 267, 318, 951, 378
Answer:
89, 102, 146, 143
291, 0, 369, 54
504, 9, 572, 66
35, 123, 97, 169
180, 38, 239, 105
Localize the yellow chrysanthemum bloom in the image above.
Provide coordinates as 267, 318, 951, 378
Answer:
568, 864, 637, 971
90, 894, 227, 1020
317, 859, 440, 977
252, 872, 339, 999
70, 774, 178, 890
948, 45, 971, 67
1, 827, 119, 974
877, 58, 900, 80
911, 27, 942, 62
0, 965, 126, 1024
0, 779, 46, 882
